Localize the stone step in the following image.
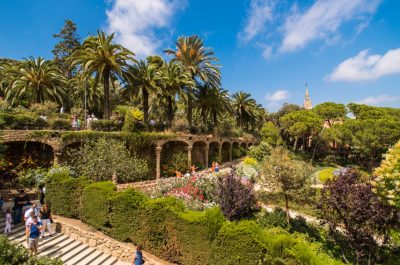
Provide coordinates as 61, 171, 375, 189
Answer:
50, 240, 83, 259
1, 216, 131, 264
75, 249, 104, 265
65, 246, 97, 265
61, 243, 90, 263
38, 237, 76, 257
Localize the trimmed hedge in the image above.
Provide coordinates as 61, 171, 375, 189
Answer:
50, 118, 71, 130
0, 113, 48, 130
81, 182, 116, 229
46, 174, 343, 265
91, 120, 122, 132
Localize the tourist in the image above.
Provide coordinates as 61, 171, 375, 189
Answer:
26, 215, 43, 256
39, 204, 53, 238
211, 162, 216, 173
91, 113, 98, 121
60, 106, 64, 114
4, 208, 12, 234
38, 185, 45, 206
215, 162, 220, 173
24, 203, 39, 222
13, 190, 30, 224
132, 245, 145, 265
0, 194, 4, 212
71, 116, 77, 130
26, 211, 41, 247
191, 165, 197, 175
86, 115, 93, 130
77, 117, 81, 130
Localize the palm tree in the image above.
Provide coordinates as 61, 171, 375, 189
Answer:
125, 59, 164, 124
69, 74, 103, 111
70, 30, 134, 119
3, 57, 67, 105
161, 60, 194, 126
164, 35, 221, 126
231, 91, 256, 130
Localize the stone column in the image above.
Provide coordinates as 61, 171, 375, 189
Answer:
53, 152, 62, 165
229, 144, 232, 162
218, 143, 222, 163
187, 145, 193, 170
204, 145, 209, 168
155, 146, 162, 180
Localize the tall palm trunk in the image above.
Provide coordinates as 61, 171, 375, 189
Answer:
143, 87, 149, 124
213, 111, 218, 128
103, 68, 110, 119
167, 96, 174, 127
187, 94, 193, 127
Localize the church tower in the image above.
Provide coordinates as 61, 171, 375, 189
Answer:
303, 83, 313, 110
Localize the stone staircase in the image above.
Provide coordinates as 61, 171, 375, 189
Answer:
0, 217, 130, 265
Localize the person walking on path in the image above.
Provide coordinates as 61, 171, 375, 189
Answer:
38, 185, 45, 206
13, 190, 30, 224
24, 203, 39, 222
39, 204, 53, 239
4, 208, 12, 234
26, 215, 43, 256
215, 162, 220, 173
132, 245, 145, 265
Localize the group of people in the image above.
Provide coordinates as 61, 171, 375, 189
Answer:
2, 189, 52, 256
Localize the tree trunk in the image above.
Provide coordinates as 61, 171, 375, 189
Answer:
213, 111, 218, 128
284, 194, 290, 225
167, 96, 174, 127
103, 68, 110, 119
293, 137, 298, 150
202, 110, 207, 127
187, 93, 193, 127
143, 88, 149, 124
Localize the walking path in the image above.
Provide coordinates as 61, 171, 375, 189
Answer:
1, 216, 129, 265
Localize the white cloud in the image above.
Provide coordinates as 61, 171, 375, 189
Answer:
262, 46, 272, 60
327, 48, 400, 82
280, 0, 380, 52
265, 90, 289, 101
238, 0, 275, 43
356, 94, 399, 105
238, 0, 381, 58
105, 0, 185, 57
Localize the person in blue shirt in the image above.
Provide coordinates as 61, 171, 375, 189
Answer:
132, 245, 145, 265
26, 215, 42, 256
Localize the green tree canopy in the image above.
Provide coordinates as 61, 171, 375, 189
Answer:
314, 102, 347, 127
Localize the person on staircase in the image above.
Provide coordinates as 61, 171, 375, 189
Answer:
133, 245, 146, 265
39, 204, 53, 239
4, 208, 12, 234
26, 215, 43, 256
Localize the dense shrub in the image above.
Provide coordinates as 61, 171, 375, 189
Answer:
248, 141, 271, 161
29, 101, 58, 115
317, 167, 337, 183
50, 118, 71, 130
122, 108, 145, 132
46, 174, 343, 265
70, 138, 149, 183
45, 172, 90, 218
0, 235, 62, 265
0, 113, 48, 129
215, 172, 258, 220
91, 119, 121, 132
81, 182, 116, 229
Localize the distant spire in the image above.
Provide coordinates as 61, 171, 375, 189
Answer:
304, 83, 313, 110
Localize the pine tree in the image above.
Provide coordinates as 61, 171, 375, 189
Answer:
52, 19, 80, 78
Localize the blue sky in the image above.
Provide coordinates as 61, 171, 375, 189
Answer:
1, 0, 399, 111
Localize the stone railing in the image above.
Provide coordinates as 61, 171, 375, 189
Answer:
54, 216, 173, 265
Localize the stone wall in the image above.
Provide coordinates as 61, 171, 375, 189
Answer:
54, 216, 173, 265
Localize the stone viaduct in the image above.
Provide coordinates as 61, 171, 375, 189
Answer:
0, 130, 255, 179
